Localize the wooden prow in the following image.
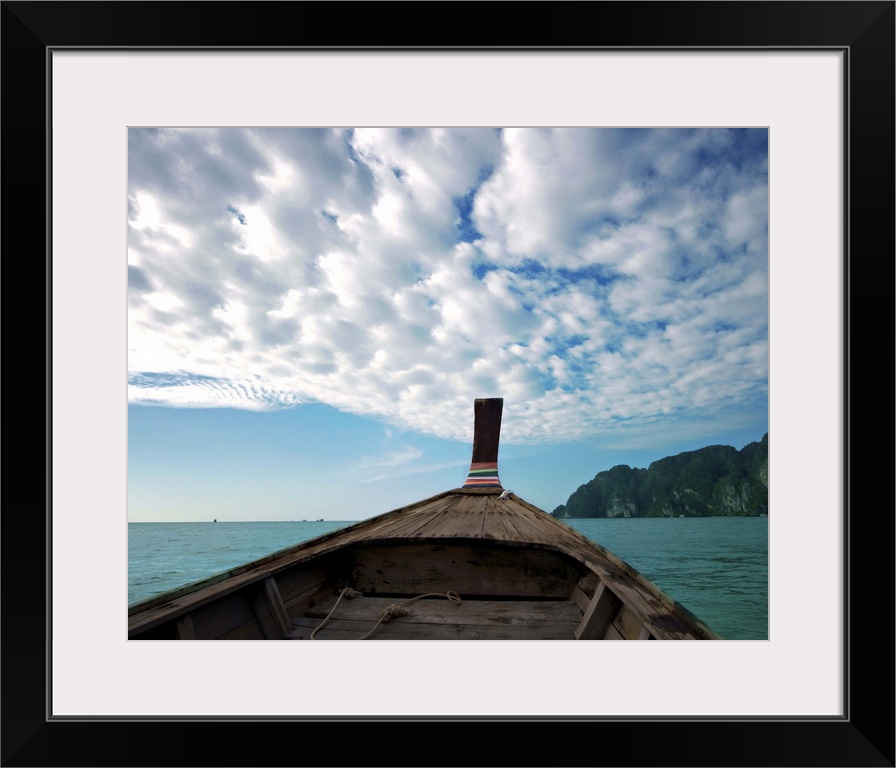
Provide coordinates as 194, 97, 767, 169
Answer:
463, 398, 503, 488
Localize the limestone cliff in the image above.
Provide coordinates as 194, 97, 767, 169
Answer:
552, 434, 768, 519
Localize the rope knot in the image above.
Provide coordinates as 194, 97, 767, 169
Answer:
382, 604, 410, 621
311, 588, 463, 639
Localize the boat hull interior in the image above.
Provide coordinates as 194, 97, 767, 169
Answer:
129, 528, 714, 640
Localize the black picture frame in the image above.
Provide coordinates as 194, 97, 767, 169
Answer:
3, 2, 893, 766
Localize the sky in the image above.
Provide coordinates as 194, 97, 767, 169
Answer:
127, 127, 768, 522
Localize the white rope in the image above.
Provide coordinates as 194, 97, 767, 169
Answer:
309, 587, 362, 640
310, 588, 462, 640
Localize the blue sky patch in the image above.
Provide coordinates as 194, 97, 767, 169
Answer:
227, 205, 247, 225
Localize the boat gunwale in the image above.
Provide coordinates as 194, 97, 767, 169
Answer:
128, 489, 720, 639
128, 489, 460, 617
128, 534, 588, 635
507, 493, 722, 639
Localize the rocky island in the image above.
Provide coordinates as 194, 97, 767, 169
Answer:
552, 434, 768, 519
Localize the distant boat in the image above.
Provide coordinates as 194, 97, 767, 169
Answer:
213, 519, 217, 523
128, 399, 720, 641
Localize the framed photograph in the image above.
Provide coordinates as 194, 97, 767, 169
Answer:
6, 1, 892, 765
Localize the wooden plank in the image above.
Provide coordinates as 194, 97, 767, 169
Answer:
577, 570, 599, 590
190, 590, 257, 639
603, 624, 624, 640
574, 583, 622, 640
265, 576, 293, 635
219, 619, 266, 640
498, 500, 565, 546
576, 571, 599, 595
175, 613, 196, 640
546, 524, 721, 639
130, 484, 718, 641
404, 496, 471, 538
129, 548, 345, 637
429, 494, 489, 538
289, 616, 576, 640
479, 497, 523, 541
251, 577, 292, 639
612, 604, 647, 640
603, 575, 697, 640
475, 496, 492, 538
282, 583, 335, 620
252, 596, 284, 639
638, 626, 655, 640
509, 501, 699, 631
129, 493, 457, 633
571, 585, 591, 615
349, 543, 580, 598
470, 398, 503, 464
490, 501, 535, 542
360, 495, 461, 540
304, 595, 581, 627
581, 560, 702, 640
571, 570, 601, 614
275, 563, 331, 604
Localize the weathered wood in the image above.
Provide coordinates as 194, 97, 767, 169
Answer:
414, 495, 486, 539
496, 501, 544, 542
571, 585, 591, 615
265, 577, 291, 631
470, 398, 503, 465
251, 577, 292, 639
359, 495, 462, 540
576, 570, 599, 596
591, 567, 698, 640
289, 616, 576, 640
275, 563, 332, 605
130, 475, 721, 640
613, 604, 648, 640
129, 397, 721, 641
175, 613, 196, 640
219, 619, 265, 640
304, 595, 581, 627
349, 543, 580, 599
570, 578, 600, 617
546, 518, 720, 639
480, 498, 526, 541
574, 583, 622, 640
282, 583, 335, 620
603, 624, 625, 640
190, 590, 257, 640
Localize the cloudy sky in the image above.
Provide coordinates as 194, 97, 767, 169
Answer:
127, 127, 768, 522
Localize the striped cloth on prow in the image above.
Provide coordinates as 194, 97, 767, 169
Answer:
463, 461, 502, 488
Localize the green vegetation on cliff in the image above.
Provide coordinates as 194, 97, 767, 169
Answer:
551, 434, 768, 519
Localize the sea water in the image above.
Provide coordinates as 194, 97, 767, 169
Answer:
128, 516, 768, 639
564, 517, 768, 640
128, 521, 348, 605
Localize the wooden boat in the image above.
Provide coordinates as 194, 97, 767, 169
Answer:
128, 399, 721, 640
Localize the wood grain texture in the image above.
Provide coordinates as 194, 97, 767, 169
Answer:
470, 398, 503, 465
130, 486, 720, 640
574, 583, 622, 640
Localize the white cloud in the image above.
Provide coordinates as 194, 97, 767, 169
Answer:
356, 446, 424, 470
128, 128, 768, 445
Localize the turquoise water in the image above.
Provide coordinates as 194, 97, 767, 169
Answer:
128, 521, 348, 605
128, 516, 767, 640
562, 517, 768, 640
